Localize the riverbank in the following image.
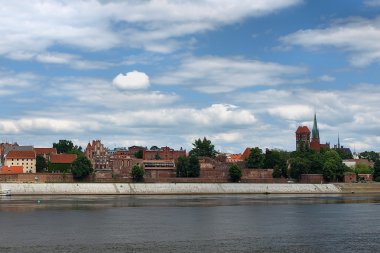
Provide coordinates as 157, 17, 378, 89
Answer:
2, 182, 380, 195
0, 183, 344, 195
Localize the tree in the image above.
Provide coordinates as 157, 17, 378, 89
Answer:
229, 164, 242, 182
176, 155, 189, 177
188, 154, 200, 177
131, 164, 145, 182
53, 139, 82, 155
155, 152, 161, 160
354, 163, 373, 175
36, 155, 47, 173
359, 151, 380, 162
176, 155, 200, 177
189, 137, 217, 158
71, 156, 93, 180
246, 147, 264, 169
264, 149, 289, 178
150, 146, 159, 150
134, 149, 143, 159
289, 156, 309, 180
373, 160, 380, 182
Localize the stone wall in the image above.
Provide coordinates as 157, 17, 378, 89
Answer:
0, 173, 74, 183
300, 174, 324, 184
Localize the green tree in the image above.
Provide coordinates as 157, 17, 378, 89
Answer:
176, 155, 189, 177
53, 139, 82, 155
188, 154, 200, 177
335, 148, 353, 160
155, 152, 161, 160
246, 147, 264, 169
36, 155, 47, 173
134, 149, 143, 159
150, 146, 159, 150
354, 163, 373, 174
189, 137, 217, 158
71, 156, 93, 180
229, 164, 242, 182
263, 149, 289, 177
373, 160, 380, 182
289, 156, 309, 180
359, 151, 380, 162
131, 164, 145, 182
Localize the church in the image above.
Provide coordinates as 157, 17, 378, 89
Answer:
295, 114, 330, 152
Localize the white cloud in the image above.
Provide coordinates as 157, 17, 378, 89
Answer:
112, 71, 150, 90
365, 0, 380, 6
0, 0, 302, 58
155, 56, 307, 93
281, 16, 380, 66
268, 105, 313, 120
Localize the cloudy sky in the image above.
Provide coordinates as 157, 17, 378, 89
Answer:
1, 0, 380, 153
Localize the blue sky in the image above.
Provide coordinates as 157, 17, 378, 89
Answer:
1, 0, 380, 153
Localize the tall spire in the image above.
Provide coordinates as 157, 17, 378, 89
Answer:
338, 132, 340, 148
312, 113, 319, 140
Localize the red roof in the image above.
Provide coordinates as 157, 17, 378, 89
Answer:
7, 150, 36, 159
242, 147, 252, 159
296, 126, 310, 134
1, 165, 23, 174
34, 148, 57, 155
50, 154, 77, 164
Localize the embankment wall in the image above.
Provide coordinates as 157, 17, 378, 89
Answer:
0, 183, 341, 195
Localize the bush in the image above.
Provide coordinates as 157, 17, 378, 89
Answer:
375, 176, 380, 182
131, 164, 144, 182
229, 164, 242, 182
71, 156, 93, 180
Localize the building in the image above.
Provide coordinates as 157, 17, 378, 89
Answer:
34, 148, 57, 162
296, 113, 329, 152
4, 150, 36, 173
295, 126, 310, 151
85, 140, 109, 170
0, 165, 23, 174
109, 151, 142, 177
0, 143, 34, 165
49, 154, 77, 172
143, 146, 186, 160
332, 134, 353, 158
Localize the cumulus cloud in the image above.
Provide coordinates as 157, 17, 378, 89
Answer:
155, 56, 307, 93
281, 16, 380, 66
112, 71, 150, 90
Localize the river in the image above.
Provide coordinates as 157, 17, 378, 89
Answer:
1, 194, 380, 252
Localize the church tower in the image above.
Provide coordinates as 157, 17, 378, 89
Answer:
310, 113, 321, 152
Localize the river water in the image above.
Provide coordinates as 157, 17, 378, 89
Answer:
1, 194, 380, 252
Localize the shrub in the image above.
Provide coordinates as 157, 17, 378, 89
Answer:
131, 164, 145, 182
229, 164, 242, 182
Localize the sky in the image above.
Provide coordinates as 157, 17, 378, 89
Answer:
1, 0, 380, 153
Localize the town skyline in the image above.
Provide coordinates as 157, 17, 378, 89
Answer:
1, 1, 380, 153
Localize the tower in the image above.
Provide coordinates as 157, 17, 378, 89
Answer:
310, 113, 321, 152
296, 126, 311, 151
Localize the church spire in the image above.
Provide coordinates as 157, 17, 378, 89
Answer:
338, 132, 340, 148
312, 113, 319, 140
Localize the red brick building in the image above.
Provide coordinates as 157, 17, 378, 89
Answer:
34, 148, 57, 161
143, 146, 186, 160
296, 114, 329, 152
85, 140, 109, 170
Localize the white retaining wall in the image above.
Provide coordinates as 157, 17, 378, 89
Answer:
0, 183, 342, 195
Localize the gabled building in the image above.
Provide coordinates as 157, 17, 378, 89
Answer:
85, 140, 109, 170
4, 150, 36, 173
49, 154, 77, 172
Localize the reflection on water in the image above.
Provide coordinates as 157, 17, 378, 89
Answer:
1, 194, 380, 212
1, 194, 380, 253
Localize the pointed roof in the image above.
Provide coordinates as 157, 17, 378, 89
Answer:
312, 113, 319, 140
